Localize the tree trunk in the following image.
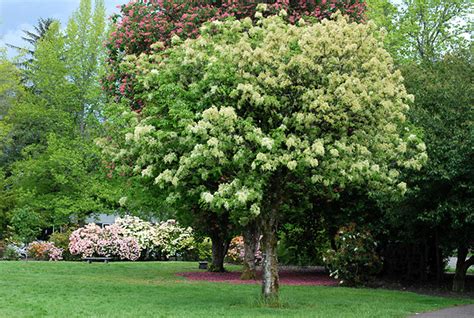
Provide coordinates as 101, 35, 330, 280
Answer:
452, 246, 473, 292
209, 233, 230, 272
435, 230, 442, 286
261, 211, 279, 301
241, 221, 259, 280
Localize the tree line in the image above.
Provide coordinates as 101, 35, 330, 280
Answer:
0, 0, 472, 299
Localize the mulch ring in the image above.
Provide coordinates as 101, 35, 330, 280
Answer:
177, 267, 338, 286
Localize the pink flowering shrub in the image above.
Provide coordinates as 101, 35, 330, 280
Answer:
226, 236, 262, 265
27, 241, 63, 261
69, 223, 101, 257
104, 0, 366, 106
69, 223, 140, 260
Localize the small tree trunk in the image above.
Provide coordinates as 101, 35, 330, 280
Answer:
209, 234, 230, 272
261, 211, 279, 301
452, 246, 473, 292
241, 221, 259, 280
435, 230, 442, 286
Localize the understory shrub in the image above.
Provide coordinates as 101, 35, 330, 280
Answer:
3, 243, 26, 260
277, 223, 330, 266
0, 240, 5, 258
49, 230, 78, 260
195, 237, 212, 261
226, 236, 262, 265
114, 216, 195, 259
27, 241, 63, 261
323, 223, 382, 286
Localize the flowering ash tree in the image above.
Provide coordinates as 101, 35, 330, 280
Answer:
104, 0, 366, 106
103, 0, 366, 274
103, 9, 426, 299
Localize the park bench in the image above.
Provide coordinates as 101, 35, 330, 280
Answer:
198, 261, 208, 269
83, 257, 113, 264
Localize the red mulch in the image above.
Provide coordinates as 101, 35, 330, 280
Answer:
177, 270, 338, 286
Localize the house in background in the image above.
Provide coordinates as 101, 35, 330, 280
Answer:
84, 213, 119, 228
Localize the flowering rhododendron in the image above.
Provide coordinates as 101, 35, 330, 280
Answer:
151, 219, 195, 257
69, 223, 140, 260
69, 217, 195, 260
115, 215, 156, 249
226, 236, 262, 265
28, 241, 64, 261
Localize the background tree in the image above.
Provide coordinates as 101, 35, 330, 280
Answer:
367, 0, 473, 291
104, 0, 366, 106
0, 0, 114, 242
399, 53, 473, 292
366, 0, 472, 62
6, 18, 56, 69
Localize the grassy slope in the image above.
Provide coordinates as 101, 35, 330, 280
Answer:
0, 261, 471, 318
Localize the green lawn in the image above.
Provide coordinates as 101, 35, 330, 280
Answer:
0, 261, 471, 318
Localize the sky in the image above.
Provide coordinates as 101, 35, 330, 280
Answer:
0, 0, 128, 59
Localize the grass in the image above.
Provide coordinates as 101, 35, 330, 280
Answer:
445, 267, 474, 274
0, 261, 472, 318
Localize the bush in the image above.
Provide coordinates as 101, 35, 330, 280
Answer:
226, 236, 262, 265
49, 230, 78, 260
195, 237, 212, 261
27, 241, 63, 261
115, 216, 196, 259
0, 240, 5, 258
277, 223, 330, 266
323, 223, 382, 286
69, 223, 141, 261
3, 243, 26, 260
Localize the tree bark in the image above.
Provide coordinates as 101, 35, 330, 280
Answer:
209, 233, 230, 272
452, 246, 473, 292
241, 221, 259, 280
261, 210, 279, 301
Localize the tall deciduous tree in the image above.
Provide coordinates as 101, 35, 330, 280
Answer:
65, 0, 106, 135
0, 0, 113, 241
366, 0, 472, 62
103, 0, 367, 273
104, 0, 366, 105
105, 11, 426, 299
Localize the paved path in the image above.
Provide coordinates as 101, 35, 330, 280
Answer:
409, 305, 474, 318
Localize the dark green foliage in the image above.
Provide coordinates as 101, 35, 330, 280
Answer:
324, 223, 382, 286
277, 222, 329, 266
378, 52, 473, 286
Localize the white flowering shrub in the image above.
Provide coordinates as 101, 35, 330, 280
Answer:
115, 216, 156, 250
151, 219, 195, 257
